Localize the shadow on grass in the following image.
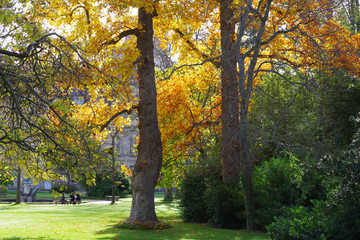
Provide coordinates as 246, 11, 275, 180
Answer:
96, 217, 269, 240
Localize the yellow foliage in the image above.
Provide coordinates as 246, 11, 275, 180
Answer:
121, 164, 132, 177
31, 0, 360, 170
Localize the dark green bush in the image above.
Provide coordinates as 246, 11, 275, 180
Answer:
253, 156, 301, 228
180, 162, 246, 228
180, 138, 246, 228
179, 169, 209, 223
268, 126, 360, 240
267, 200, 360, 240
86, 174, 131, 197
0, 185, 8, 193
253, 154, 326, 229
266, 201, 329, 240
180, 170, 247, 228
204, 180, 246, 229
326, 204, 360, 240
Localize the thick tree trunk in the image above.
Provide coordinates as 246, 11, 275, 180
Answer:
125, 7, 163, 224
220, 0, 241, 182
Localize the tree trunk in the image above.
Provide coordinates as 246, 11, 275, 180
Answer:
234, 0, 271, 230
220, 0, 241, 182
163, 187, 173, 201
125, 7, 163, 224
16, 168, 21, 204
111, 135, 116, 205
239, 103, 256, 230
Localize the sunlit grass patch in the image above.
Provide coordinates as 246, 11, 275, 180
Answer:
0, 195, 269, 240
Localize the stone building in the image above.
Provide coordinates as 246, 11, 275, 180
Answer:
103, 114, 138, 171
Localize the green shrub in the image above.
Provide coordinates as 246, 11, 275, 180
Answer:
0, 185, 8, 193
267, 200, 360, 240
253, 154, 326, 229
204, 180, 246, 229
180, 172, 246, 228
328, 204, 360, 240
87, 174, 131, 197
180, 138, 246, 228
180, 161, 246, 228
253, 156, 301, 228
179, 169, 209, 223
266, 201, 329, 240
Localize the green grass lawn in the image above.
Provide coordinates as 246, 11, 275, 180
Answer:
0, 194, 269, 240
0, 190, 56, 200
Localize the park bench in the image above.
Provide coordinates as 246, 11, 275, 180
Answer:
0, 193, 7, 197
54, 199, 81, 205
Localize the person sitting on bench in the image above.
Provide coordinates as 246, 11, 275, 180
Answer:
60, 192, 67, 204
75, 193, 81, 204
69, 192, 76, 204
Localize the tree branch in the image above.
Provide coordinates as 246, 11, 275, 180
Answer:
102, 29, 140, 46
173, 28, 220, 68
159, 56, 220, 81
100, 105, 138, 131
71, 5, 90, 24
0, 33, 59, 59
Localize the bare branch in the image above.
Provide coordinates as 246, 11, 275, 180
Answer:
159, 56, 220, 81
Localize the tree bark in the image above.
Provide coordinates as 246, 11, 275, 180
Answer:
163, 187, 173, 201
239, 103, 256, 230
350, 0, 360, 33
220, 0, 241, 182
111, 134, 116, 205
16, 168, 21, 204
125, 7, 163, 224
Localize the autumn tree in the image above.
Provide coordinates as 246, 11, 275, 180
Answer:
0, 1, 112, 200
25, 0, 360, 229
35, 0, 165, 224
158, 0, 360, 230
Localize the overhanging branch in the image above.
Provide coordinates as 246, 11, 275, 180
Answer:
102, 29, 140, 46
173, 28, 220, 69
100, 105, 138, 131
0, 33, 59, 59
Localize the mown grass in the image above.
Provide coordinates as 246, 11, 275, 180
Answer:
0, 190, 55, 200
0, 194, 269, 240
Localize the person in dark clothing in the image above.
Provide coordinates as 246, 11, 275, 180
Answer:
60, 192, 66, 204
75, 193, 81, 204
69, 192, 76, 204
